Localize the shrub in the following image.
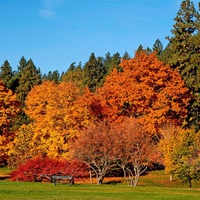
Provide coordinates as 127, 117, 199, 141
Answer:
10, 157, 88, 182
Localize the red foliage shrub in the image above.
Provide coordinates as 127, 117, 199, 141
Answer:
10, 157, 88, 182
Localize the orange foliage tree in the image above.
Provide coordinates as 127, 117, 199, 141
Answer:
72, 121, 116, 185
72, 117, 153, 186
24, 81, 89, 158
82, 51, 190, 136
0, 81, 20, 165
112, 117, 153, 186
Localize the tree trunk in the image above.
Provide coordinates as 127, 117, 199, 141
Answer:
170, 174, 173, 182
89, 170, 92, 184
133, 173, 140, 187
130, 178, 134, 186
126, 169, 134, 186
122, 167, 126, 178
188, 176, 192, 188
97, 176, 104, 185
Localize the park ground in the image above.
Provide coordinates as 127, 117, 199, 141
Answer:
0, 168, 200, 200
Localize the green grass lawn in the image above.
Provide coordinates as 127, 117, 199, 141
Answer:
0, 168, 200, 200
1, 181, 200, 200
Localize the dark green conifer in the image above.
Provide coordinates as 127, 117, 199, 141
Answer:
16, 58, 41, 106
0, 60, 13, 88
167, 0, 200, 131
83, 53, 105, 92
153, 39, 163, 55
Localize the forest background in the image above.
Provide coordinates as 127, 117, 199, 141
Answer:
0, 0, 200, 187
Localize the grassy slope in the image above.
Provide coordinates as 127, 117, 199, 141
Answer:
0, 168, 200, 200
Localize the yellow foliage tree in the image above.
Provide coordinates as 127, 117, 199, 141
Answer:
62, 66, 85, 90
24, 81, 89, 158
8, 123, 34, 168
0, 81, 20, 165
159, 123, 181, 181
160, 124, 200, 187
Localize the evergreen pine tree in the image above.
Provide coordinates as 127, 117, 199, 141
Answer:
159, 44, 173, 64
123, 51, 131, 60
167, 0, 200, 131
0, 60, 13, 88
51, 70, 60, 83
68, 62, 76, 71
153, 39, 163, 55
16, 58, 41, 106
136, 44, 152, 55
41, 73, 48, 82
83, 53, 105, 92
46, 71, 52, 80
110, 52, 121, 72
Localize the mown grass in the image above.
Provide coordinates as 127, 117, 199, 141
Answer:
0, 168, 200, 200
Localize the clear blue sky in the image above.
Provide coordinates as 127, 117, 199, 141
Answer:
0, 0, 199, 74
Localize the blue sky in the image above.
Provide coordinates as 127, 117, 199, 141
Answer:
0, 0, 199, 74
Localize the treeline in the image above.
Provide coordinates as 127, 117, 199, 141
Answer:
0, 0, 200, 187
0, 43, 163, 126
0, 51, 126, 93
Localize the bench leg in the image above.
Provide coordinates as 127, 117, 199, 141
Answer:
53, 179, 57, 186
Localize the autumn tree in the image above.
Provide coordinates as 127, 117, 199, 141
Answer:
0, 82, 20, 165
172, 129, 200, 188
72, 121, 116, 185
159, 123, 181, 181
112, 117, 153, 186
8, 123, 34, 168
62, 63, 85, 90
86, 51, 190, 137
24, 81, 89, 158
167, 0, 200, 131
72, 117, 153, 186
160, 125, 200, 188
10, 157, 88, 182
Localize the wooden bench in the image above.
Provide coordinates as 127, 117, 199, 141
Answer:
51, 175, 74, 186
34, 174, 74, 186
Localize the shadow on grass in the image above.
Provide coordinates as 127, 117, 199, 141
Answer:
0, 175, 11, 180
104, 180, 123, 185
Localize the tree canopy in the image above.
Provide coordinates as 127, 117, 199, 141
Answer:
0, 0, 200, 188
82, 51, 190, 136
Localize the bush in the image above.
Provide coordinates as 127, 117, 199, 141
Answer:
10, 157, 88, 182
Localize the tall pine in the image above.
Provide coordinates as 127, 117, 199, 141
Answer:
153, 39, 163, 56
167, 0, 200, 131
13, 57, 41, 126
83, 53, 105, 92
0, 60, 13, 89
16, 58, 41, 106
